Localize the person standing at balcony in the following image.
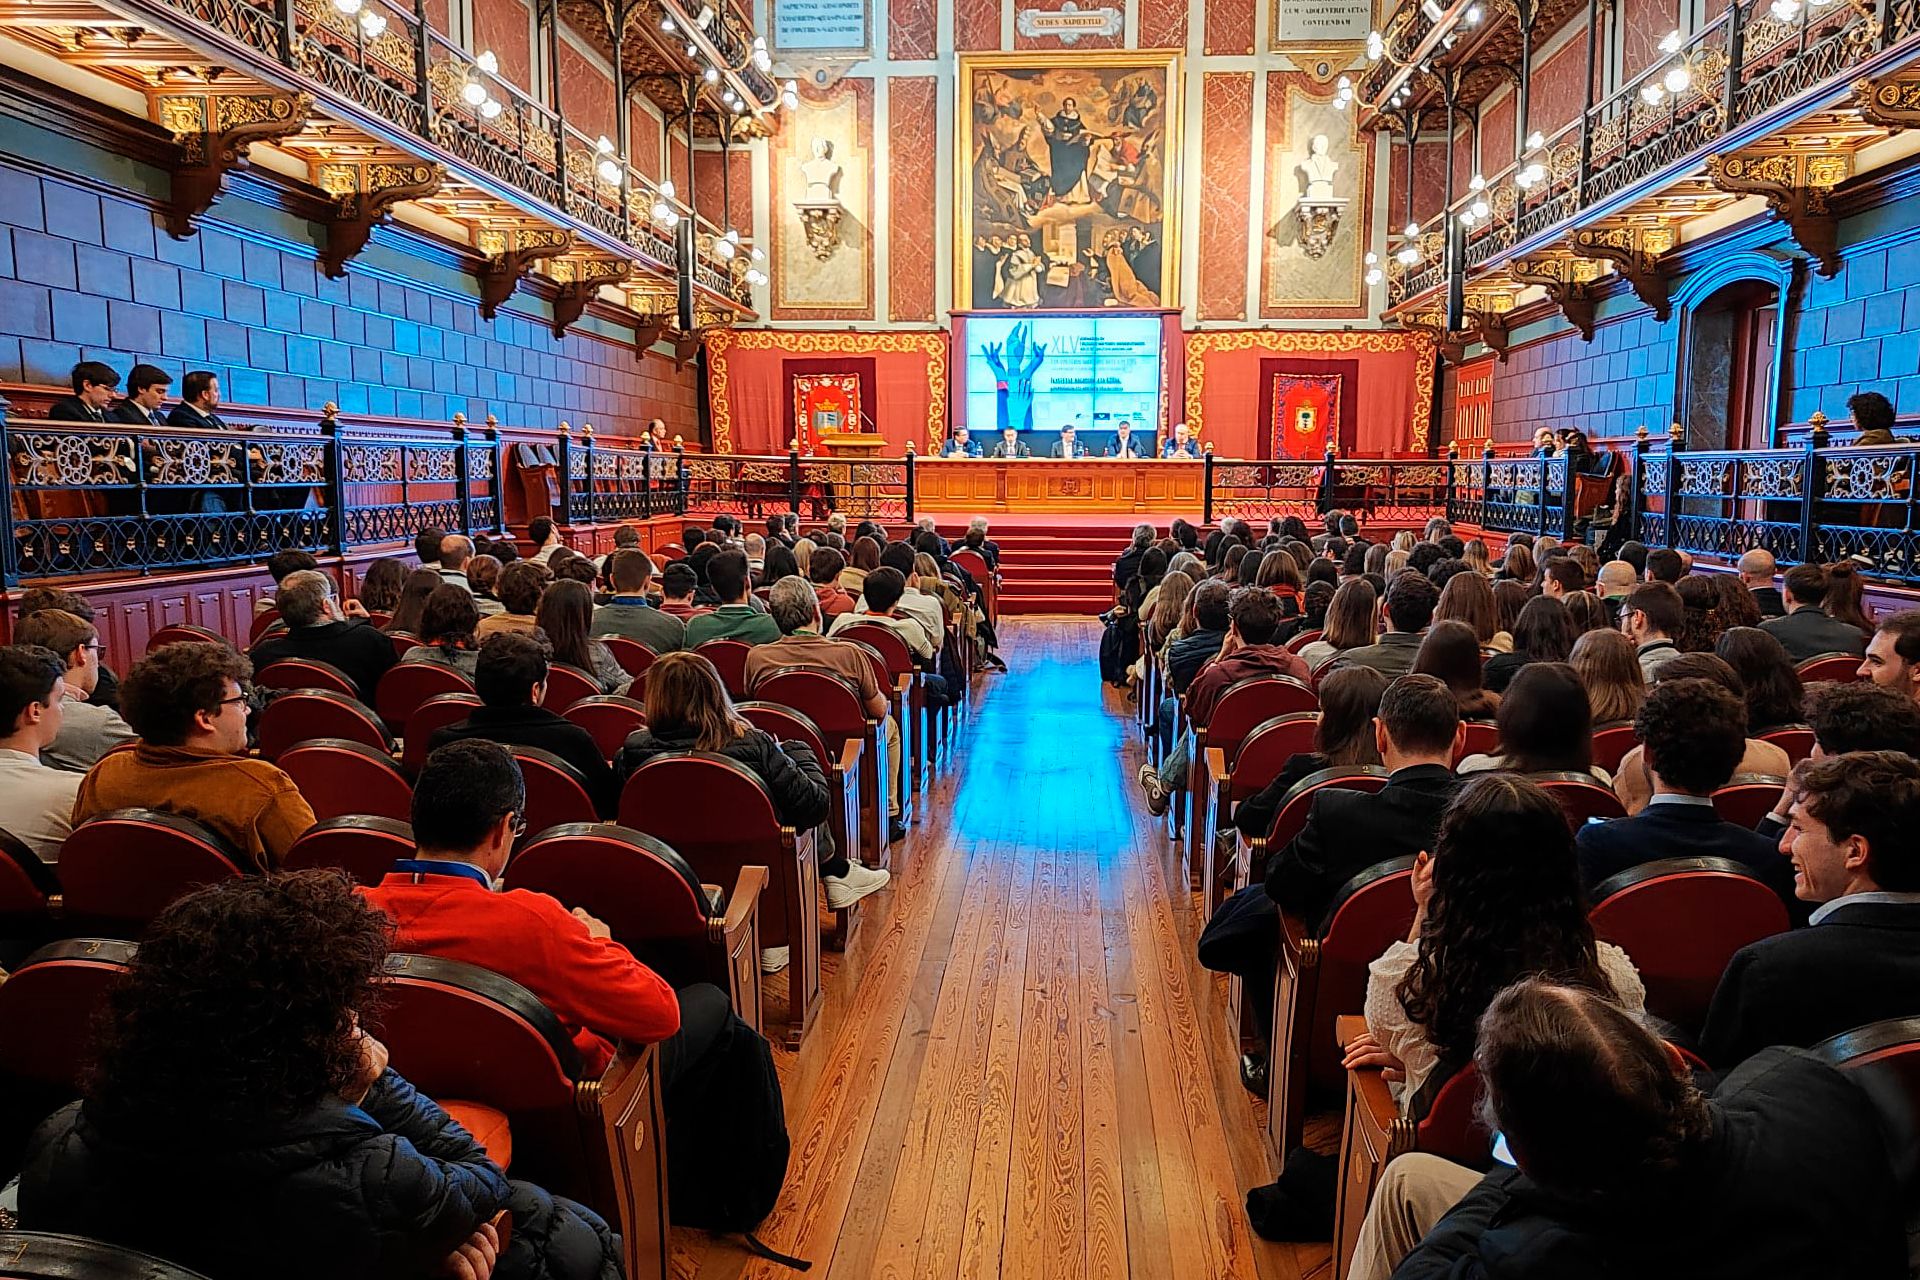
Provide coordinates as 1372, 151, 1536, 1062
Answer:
110, 365, 172, 427
49, 362, 119, 423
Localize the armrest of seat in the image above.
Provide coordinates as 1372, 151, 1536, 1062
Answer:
1204, 747, 1230, 801
587, 1040, 669, 1280
1282, 909, 1318, 968
1337, 1013, 1404, 1153
710, 864, 768, 948
835, 737, 863, 774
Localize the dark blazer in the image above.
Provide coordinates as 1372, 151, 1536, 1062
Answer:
1749, 585, 1786, 619
47, 396, 108, 423
1576, 800, 1795, 904
1393, 1049, 1906, 1280
1165, 627, 1227, 693
1264, 763, 1456, 925
1113, 544, 1146, 588
431, 703, 617, 818
109, 400, 169, 426
1759, 605, 1867, 662
1481, 648, 1540, 695
250, 620, 397, 705
1701, 899, 1920, 1068
1231, 751, 1330, 840
942, 438, 982, 457
167, 402, 228, 431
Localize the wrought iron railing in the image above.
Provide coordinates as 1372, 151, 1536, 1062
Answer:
678, 452, 911, 523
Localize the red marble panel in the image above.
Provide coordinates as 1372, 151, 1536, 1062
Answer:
1388, 138, 1407, 225
1197, 72, 1253, 322
954, 0, 1000, 51
1139, 0, 1189, 48
1622, 0, 1676, 79
1529, 38, 1588, 136
1450, 121, 1473, 198
689, 150, 754, 232
891, 0, 937, 58
1013, 0, 1121, 48
1204, 0, 1254, 54
421, 0, 447, 36
668, 131, 690, 193
473, 0, 532, 97
1411, 139, 1446, 223
888, 76, 938, 322
631, 101, 662, 181
1259, 70, 1372, 321
1481, 93, 1515, 175
556, 38, 616, 144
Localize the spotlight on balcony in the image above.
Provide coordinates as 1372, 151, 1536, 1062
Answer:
462, 77, 487, 105
1526, 129, 1545, 150
1365, 267, 1383, 285
1465, 3, 1482, 21
332, 0, 362, 14
1640, 82, 1666, 104
476, 49, 498, 72
703, 65, 719, 82
358, 9, 386, 36
1470, 197, 1489, 219
1664, 63, 1691, 92
696, 4, 714, 26
1397, 245, 1421, 265
686, 41, 698, 55
1658, 27, 1682, 52
480, 96, 502, 118
714, 237, 734, 259
1469, 173, 1485, 191
661, 15, 675, 30
1420, 0, 1443, 20
1367, 29, 1384, 59
598, 158, 621, 183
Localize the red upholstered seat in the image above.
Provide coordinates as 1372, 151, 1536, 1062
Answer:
0, 825, 58, 939
1796, 652, 1864, 685
1207, 677, 1319, 763
256, 689, 393, 763
388, 629, 424, 660
563, 695, 647, 760
440, 1099, 514, 1169
657, 542, 686, 561
1283, 628, 1323, 654
1711, 773, 1788, 829
60, 811, 244, 936
284, 815, 416, 885
1814, 1017, 1920, 1195
146, 624, 228, 653
539, 662, 600, 712
1757, 722, 1816, 765
254, 658, 359, 698
376, 661, 475, 734
754, 666, 893, 872
247, 607, 284, 647
1264, 766, 1391, 852
597, 636, 658, 680
951, 548, 996, 624
1590, 856, 1790, 1032
694, 639, 753, 700
1412, 1061, 1492, 1166
403, 692, 483, 776
1531, 771, 1626, 828
509, 745, 599, 839
1454, 719, 1501, 766
362, 611, 393, 629
1225, 713, 1320, 803
1590, 720, 1639, 775
279, 739, 414, 823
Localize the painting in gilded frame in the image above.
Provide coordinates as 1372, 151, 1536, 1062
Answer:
956, 51, 1183, 312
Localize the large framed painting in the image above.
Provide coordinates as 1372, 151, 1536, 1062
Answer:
956, 50, 1183, 312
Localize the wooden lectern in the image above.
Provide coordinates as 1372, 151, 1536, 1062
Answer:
817, 432, 889, 458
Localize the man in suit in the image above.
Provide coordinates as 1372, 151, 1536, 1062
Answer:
166, 370, 226, 430
1739, 548, 1785, 618
1137, 587, 1309, 813
1576, 677, 1793, 902
1701, 750, 1920, 1067
248, 570, 396, 706
48, 361, 120, 422
990, 427, 1031, 459
1330, 571, 1436, 677
1623, 581, 1684, 681
109, 364, 172, 426
1108, 420, 1143, 458
942, 426, 983, 457
1762, 562, 1869, 661
1049, 424, 1090, 458
1162, 422, 1197, 459
1857, 608, 1920, 700
428, 630, 616, 817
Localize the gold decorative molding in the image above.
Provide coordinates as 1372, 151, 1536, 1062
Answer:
705, 330, 949, 454
1570, 224, 1676, 321
1509, 254, 1606, 342
148, 88, 312, 239
474, 226, 572, 319
548, 255, 634, 338
1706, 149, 1852, 277
1853, 73, 1920, 131
1182, 330, 1437, 453
312, 157, 444, 278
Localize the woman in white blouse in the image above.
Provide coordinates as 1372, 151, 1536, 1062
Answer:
1343, 773, 1645, 1113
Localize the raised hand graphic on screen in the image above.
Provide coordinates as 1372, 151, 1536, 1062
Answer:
983, 322, 1047, 433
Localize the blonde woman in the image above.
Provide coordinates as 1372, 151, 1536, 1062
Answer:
793, 537, 815, 577
1462, 538, 1493, 577
1391, 530, 1417, 553
1384, 549, 1410, 578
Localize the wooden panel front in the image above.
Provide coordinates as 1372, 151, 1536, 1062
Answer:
914, 460, 1206, 512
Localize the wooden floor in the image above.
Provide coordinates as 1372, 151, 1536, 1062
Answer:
672, 619, 1335, 1280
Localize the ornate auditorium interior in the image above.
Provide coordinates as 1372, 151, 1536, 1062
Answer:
4, 0, 1920, 1270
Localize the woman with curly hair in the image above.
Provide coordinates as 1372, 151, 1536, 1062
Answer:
401, 582, 482, 677
353, 557, 408, 616
1674, 574, 1723, 652
17, 873, 621, 1280
1341, 773, 1645, 1114
1709, 571, 1763, 631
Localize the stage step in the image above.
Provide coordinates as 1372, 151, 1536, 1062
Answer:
931, 517, 1162, 617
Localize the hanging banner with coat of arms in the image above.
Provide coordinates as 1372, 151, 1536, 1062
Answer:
1269, 372, 1342, 459
792, 372, 863, 451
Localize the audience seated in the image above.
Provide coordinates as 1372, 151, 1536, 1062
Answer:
1365, 980, 1903, 1280
1569, 628, 1645, 725
1228, 666, 1389, 840
255, 550, 320, 618
1329, 572, 1436, 678
1700, 750, 1920, 1066
615, 652, 885, 966
1612, 654, 1792, 814
428, 632, 616, 818
686, 550, 781, 647
592, 550, 686, 653
386, 567, 441, 635
0, 645, 83, 861
807, 547, 858, 620
526, 516, 566, 566
400, 585, 482, 677
436, 534, 480, 598
536, 580, 630, 695
47, 360, 120, 423
1754, 680, 1920, 837
1740, 548, 1785, 617
1413, 620, 1500, 719
18, 588, 120, 710
355, 557, 409, 617
657, 561, 706, 620
1297, 578, 1377, 673
1576, 678, 1790, 898
1482, 596, 1574, 694
1621, 582, 1685, 680
746, 575, 894, 730
1714, 625, 1805, 731
1761, 563, 1870, 661
876, 543, 945, 655
13, 609, 135, 771
249, 571, 397, 703
1459, 662, 1609, 783
15, 873, 623, 1280
468, 553, 503, 608
1858, 607, 1920, 699
829, 566, 942, 677
74, 643, 315, 869
477, 561, 547, 638
1644, 547, 1685, 584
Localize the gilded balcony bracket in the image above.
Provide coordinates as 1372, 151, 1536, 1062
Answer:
314, 159, 446, 279
1402, 311, 1471, 366
1569, 225, 1675, 321
548, 256, 634, 338
1465, 304, 1515, 363
628, 285, 679, 359
475, 227, 574, 319
1706, 151, 1852, 277
1509, 254, 1606, 342
149, 89, 314, 239
1852, 73, 1920, 131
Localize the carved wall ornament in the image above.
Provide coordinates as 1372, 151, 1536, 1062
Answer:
1509, 253, 1606, 342
473, 226, 573, 319
705, 329, 948, 453
148, 88, 313, 239
1706, 149, 1852, 277
1852, 73, 1920, 130
1570, 225, 1675, 321
547, 256, 634, 337
312, 158, 444, 278
1183, 330, 1437, 452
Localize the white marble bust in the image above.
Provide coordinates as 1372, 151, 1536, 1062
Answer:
1302, 134, 1338, 202
800, 136, 841, 204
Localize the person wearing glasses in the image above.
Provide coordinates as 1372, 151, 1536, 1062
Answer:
11, 608, 134, 772
71, 641, 316, 870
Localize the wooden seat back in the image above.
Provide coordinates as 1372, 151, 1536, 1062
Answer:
278, 739, 414, 823
507, 745, 600, 839
375, 660, 475, 733
1796, 652, 1864, 685
1205, 676, 1318, 763
1226, 713, 1320, 803
0, 826, 58, 936
693, 639, 753, 700
60, 811, 244, 935
0, 1231, 214, 1279
753, 668, 869, 748
283, 815, 415, 885
256, 688, 392, 762
247, 607, 283, 647
1757, 721, 1816, 765
402, 691, 483, 775
1711, 773, 1788, 829
146, 624, 229, 653
1814, 1016, 1920, 1197
598, 635, 658, 680
539, 662, 601, 712
1264, 766, 1391, 852
1589, 720, 1639, 774
563, 695, 648, 760
1529, 770, 1626, 828
1283, 628, 1323, 654
253, 658, 359, 698
1455, 718, 1500, 765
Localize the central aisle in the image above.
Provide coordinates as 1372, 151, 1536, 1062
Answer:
674, 619, 1333, 1280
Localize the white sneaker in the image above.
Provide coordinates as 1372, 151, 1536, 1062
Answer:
760, 946, 790, 973
824, 862, 891, 910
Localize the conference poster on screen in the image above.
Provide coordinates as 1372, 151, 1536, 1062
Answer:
962, 314, 1162, 440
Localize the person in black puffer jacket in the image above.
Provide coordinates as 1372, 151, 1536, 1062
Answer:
16, 873, 620, 1280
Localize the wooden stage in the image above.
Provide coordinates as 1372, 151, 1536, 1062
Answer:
915, 459, 1207, 514
671, 620, 1335, 1280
